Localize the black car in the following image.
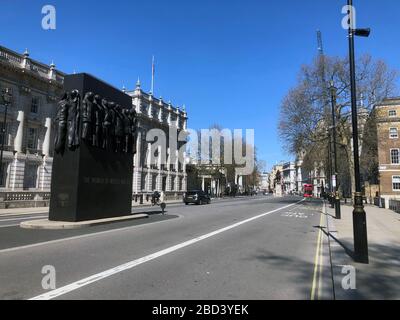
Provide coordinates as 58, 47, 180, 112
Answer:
183, 190, 211, 205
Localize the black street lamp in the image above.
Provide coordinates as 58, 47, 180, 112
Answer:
347, 0, 369, 263
330, 81, 341, 219
0, 87, 12, 187
326, 127, 333, 206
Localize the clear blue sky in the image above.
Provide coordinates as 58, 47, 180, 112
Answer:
1, 0, 399, 170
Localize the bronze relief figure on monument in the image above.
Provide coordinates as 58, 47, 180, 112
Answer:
49, 73, 137, 222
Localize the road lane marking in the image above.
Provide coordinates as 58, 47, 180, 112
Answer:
311, 208, 324, 300
318, 213, 325, 299
29, 199, 305, 300
0, 215, 48, 222
0, 224, 23, 228
0, 197, 301, 254
0, 215, 185, 254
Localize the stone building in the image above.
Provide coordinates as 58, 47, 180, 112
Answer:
126, 80, 188, 199
282, 161, 296, 194
0, 46, 64, 202
375, 98, 400, 202
0, 45, 189, 207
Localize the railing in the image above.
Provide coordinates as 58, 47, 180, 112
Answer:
0, 191, 51, 201
132, 192, 184, 204
389, 199, 400, 213
0, 46, 64, 84
0, 48, 22, 65
374, 197, 386, 208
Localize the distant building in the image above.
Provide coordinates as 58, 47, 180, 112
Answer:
282, 162, 296, 194
259, 172, 270, 191
126, 80, 188, 198
293, 152, 326, 198
375, 98, 400, 202
186, 162, 226, 197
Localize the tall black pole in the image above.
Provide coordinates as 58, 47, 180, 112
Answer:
330, 83, 341, 219
0, 90, 10, 187
347, 0, 369, 263
327, 128, 333, 206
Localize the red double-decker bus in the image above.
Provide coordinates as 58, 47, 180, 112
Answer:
303, 184, 313, 198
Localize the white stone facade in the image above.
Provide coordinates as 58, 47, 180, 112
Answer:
0, 46, 64, 192
127, 80, 188, 197
0, 45, 188, 203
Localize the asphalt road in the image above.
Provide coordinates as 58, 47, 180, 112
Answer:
0, 195, 333, 300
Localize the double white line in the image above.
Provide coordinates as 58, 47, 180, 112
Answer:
30, 199, 304, 300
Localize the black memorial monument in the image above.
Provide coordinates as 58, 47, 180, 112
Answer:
49, 73, 137, 222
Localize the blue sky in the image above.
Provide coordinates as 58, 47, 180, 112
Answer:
1, 0, 399, 170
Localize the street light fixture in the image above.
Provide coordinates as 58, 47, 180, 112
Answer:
0, 87, 12, 187
347, 0, 369, 263
330, 81, 341, 219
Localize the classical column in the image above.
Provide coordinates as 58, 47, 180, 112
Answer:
42, 118, 51, 158
148, 94, 153, 119
14, 111, 25, 154
182, 175, 187, 193
10, 111, 25, 191
146, 172, 153, 192
133, 132, 142, 194
156, 174, 162, 192
158, 98, 163, 122
38, 118, 52, 191
147, 142, 152, 168
166, 174, 172, 192
167, 102, 172, 126
202, 176, 205, 192
175, 150, 179, 172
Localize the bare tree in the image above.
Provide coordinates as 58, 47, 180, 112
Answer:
278, 54, 398, 193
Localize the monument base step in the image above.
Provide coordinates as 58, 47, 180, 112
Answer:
20, 214, 149, 230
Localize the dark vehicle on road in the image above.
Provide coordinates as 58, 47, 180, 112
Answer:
183, 190, 211, 205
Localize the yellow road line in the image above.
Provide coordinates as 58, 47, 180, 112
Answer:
317, 212, 325, 299
311, 206, 324, 300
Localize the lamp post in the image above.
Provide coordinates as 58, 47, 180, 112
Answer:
0, 88, 12, 187
347, 0, 370, 263
330, 81, 341, 219
326, 128, 333, 206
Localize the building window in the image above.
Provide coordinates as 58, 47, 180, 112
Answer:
389, 110, 397, 117
391, 149, 400, 164
31, 97, 40, 113
0, 122, 11, 147
0, 162, 9, 188
23, 163, 38, 189
390, 128, 399, 139
27, 127, 38, 150
393, 176, 400, 191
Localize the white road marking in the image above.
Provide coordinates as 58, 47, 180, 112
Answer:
29, 199, 304, 300
0, 215, 184, 254
0, 215, 48, 222
0, 224, 21, 228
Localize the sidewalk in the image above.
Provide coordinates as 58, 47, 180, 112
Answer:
325, 203, 400, 300
0, 199, 184, 217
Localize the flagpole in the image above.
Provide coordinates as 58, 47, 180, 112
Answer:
151, 55, 155, 95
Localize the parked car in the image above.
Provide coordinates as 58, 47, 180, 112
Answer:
183, 190, 211, 205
